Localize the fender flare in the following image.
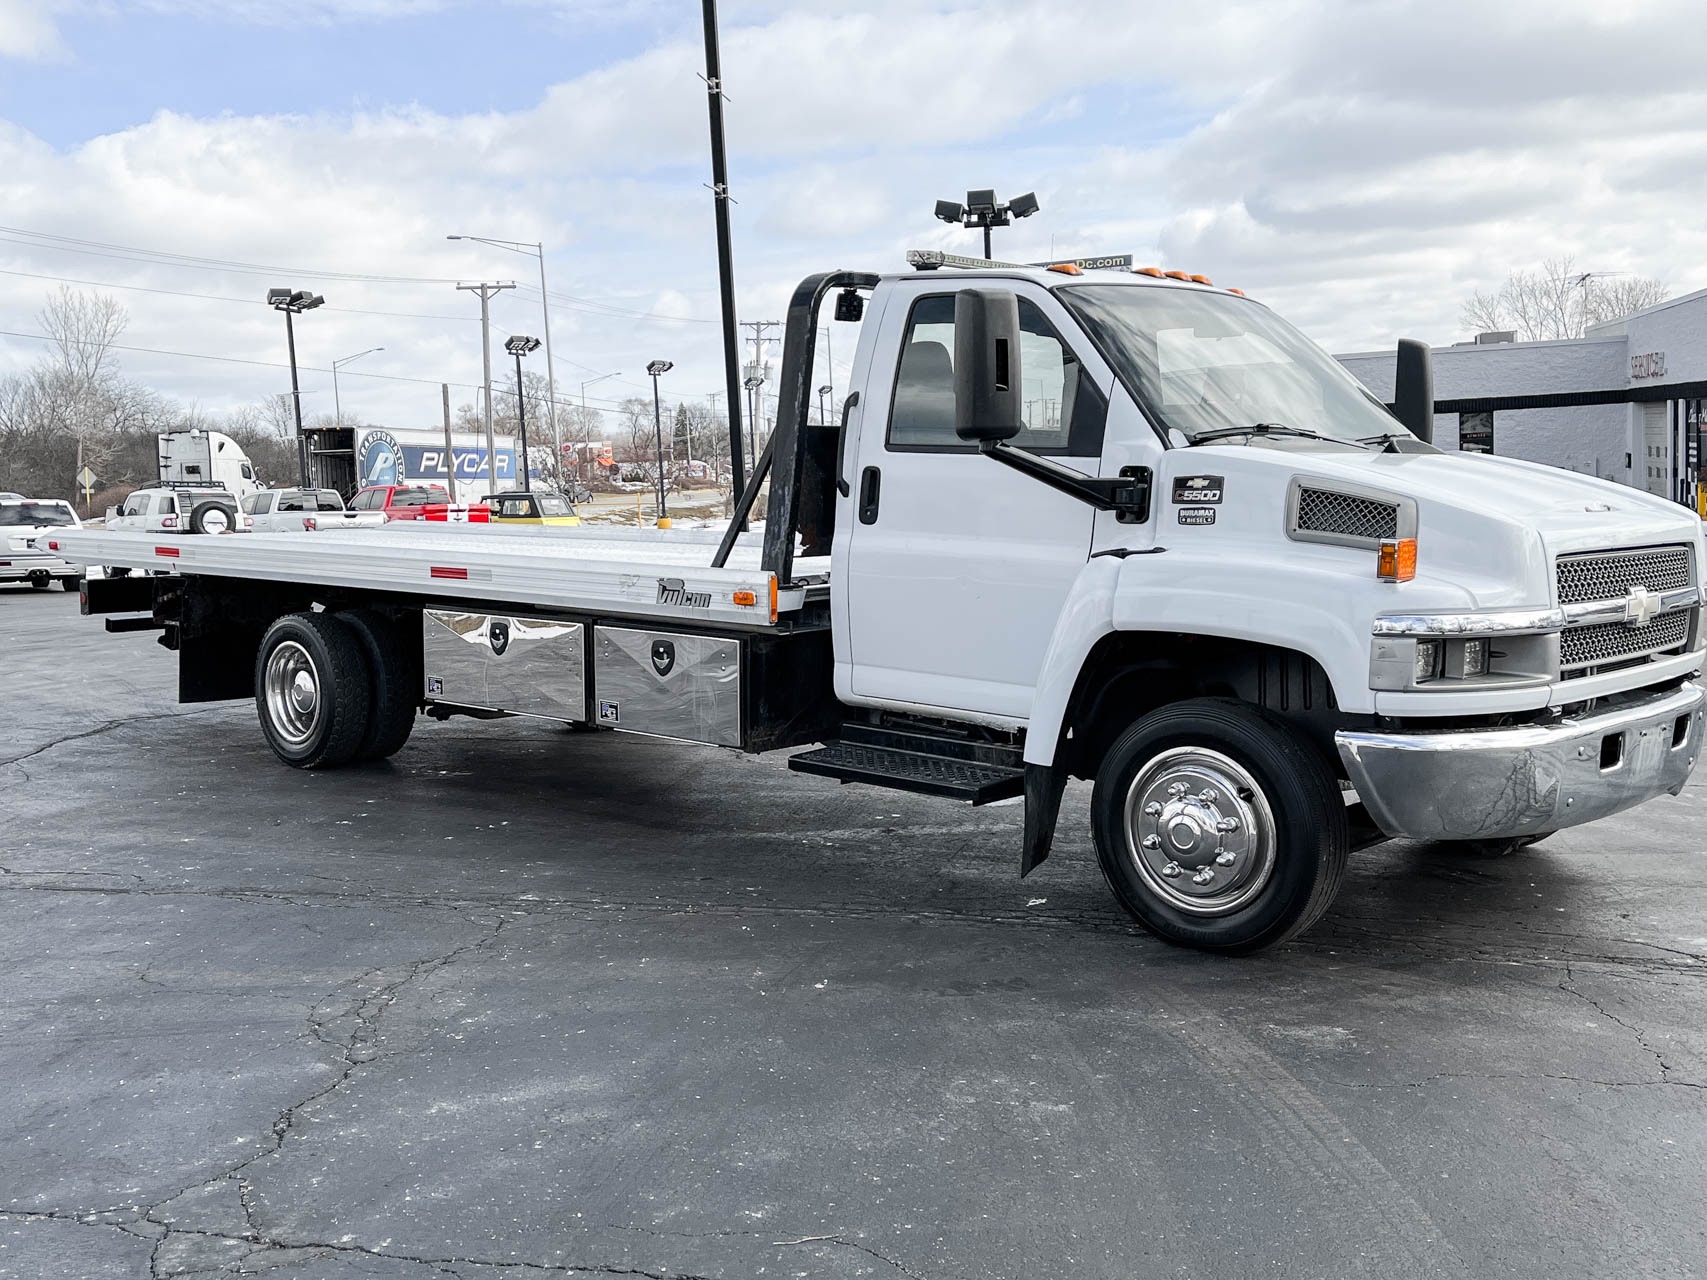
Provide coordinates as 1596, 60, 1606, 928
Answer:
1022, 558, 1374, 769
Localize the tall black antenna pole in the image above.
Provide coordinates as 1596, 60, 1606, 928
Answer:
701, 0, 747, 511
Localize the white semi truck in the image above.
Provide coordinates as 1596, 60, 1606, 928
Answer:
158, 429, 262, 497
51, 256, 1706, 953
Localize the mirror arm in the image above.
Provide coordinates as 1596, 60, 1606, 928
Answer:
979, 441, 1151, 524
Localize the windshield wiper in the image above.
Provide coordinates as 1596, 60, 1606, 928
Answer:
1188, 422, 1360, 447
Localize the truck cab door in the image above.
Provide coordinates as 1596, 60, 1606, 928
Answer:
837, 280, 1114, 722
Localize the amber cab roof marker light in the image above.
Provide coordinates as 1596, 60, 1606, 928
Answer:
1046, 262, 1083, 275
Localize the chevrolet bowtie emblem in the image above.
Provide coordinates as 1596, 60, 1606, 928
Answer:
1623, 585, 1659, 628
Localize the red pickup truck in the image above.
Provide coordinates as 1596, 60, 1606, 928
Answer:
349, 485, 491, 523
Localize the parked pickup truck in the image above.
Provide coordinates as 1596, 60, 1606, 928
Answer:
351, 484, 491, 523
240, 487, 387, 533
54, 253, 1706, 953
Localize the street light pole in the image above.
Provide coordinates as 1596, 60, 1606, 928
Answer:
505, 335, 541, 493
456, 281, 515, 490
448, 235, 559, 479
648, 360, 674, 524
817, 384, 833, 426
332, 347, 384, 425
267, 287, 326, 489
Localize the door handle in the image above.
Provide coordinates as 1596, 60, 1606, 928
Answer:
858, 466, 881, 524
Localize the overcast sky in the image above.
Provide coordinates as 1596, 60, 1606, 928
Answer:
2, 0, 1704, 433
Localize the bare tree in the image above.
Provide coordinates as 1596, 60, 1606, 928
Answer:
1461, 256, 1670, 341
40, 285, 127, 385
1585, 276, 1670, 327
617, 396, 655, 471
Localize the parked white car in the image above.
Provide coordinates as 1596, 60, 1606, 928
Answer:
106, 486, 250, 536
239, 487, 387, 533
0, 498, 83, 590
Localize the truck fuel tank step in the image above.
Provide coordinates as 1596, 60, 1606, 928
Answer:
788, 726, 1024, 804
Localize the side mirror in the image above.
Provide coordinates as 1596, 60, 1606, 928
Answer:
954, 288, 1024, 443
1393, 338, 1434, 443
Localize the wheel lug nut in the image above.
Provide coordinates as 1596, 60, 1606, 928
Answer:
1192, 867, 1216, 885
1168, 782, 1189, 797
1142, 834, 1161, 850
1197, 789, 1217, 803
1215, 851, 1236, 867
1144, 801, 1163, 817
1217, 817, 1239, 833
1161, 861, 1182, 878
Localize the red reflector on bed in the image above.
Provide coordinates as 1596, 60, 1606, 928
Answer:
429, 566, 468, 580
156, 546, 180, 558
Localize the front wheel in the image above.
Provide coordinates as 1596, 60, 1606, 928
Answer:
1091, 699, 1348, 954
254, 612, 372, 769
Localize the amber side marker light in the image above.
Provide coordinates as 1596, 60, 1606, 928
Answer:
1377, 538, 1418, 583
732, 589, 757, 607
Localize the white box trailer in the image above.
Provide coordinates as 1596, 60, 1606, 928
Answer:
53, 259, 1707, 954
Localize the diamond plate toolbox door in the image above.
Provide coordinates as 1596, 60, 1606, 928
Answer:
423, 610, 586, 722
592, 625, 741, 747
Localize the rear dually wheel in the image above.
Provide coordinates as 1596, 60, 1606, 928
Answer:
255, 612, 372, 769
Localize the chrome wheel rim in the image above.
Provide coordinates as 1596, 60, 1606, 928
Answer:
264, 640, 322, 746
1122, 746, 1277, 916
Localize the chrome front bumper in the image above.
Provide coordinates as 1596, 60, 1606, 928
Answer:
1336, 682, 1704, 841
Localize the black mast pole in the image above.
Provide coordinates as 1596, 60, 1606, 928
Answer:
284, 308, 309, 488
701, 0, 747, 516
514, 351, 531, 492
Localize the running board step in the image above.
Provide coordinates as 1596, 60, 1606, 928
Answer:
789, 740, 1024, 804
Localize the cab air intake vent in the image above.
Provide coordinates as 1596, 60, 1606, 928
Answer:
1294, 487, 1399, 541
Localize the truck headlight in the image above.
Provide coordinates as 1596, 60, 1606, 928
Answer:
1414, 639, 1442, 683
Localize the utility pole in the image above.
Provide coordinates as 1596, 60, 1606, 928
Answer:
700, 0, 747, 506
456, 281, 514, 491
740, 319, 779, 460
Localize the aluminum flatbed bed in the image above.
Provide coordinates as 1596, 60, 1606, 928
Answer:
50, 523, 829, 628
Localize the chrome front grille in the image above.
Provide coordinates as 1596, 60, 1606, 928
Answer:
1556, 545, 1692, 605
1560, 611, 1692, 677
1294, 488, 1398, 541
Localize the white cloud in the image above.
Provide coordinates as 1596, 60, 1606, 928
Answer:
0, 0, 72, 59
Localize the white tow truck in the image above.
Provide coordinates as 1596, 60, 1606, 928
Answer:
51, 255, 1707, 953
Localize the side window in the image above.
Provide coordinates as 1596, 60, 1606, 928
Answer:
278, 494, 305, 512
239, 494, 256, 514
887, 294, 1107, 455
351, 490, 376, 510
240, 462, 254, 480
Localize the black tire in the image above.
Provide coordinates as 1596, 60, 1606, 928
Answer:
189, 501, 236, 535
254, 612, 372, 769
59, 576, 80, 592
29, 576, 50, 591
339, 608, 421, 762
109, 566, 130, 579
1091, 698, 1349, 954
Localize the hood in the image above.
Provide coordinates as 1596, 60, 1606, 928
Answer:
1194, 443, 1699, 555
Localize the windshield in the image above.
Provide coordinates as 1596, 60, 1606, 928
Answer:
1060, 284, 1402, 445
0, 501, 75, 527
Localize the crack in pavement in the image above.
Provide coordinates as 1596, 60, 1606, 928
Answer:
1317, 1069, 1706, 1092
0, 705, 231, 771
1557, 960, 1693, 1086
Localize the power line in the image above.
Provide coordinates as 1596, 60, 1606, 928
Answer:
0, 326, 635, 413
1, 224, 724, 325
0, 266, 480, 323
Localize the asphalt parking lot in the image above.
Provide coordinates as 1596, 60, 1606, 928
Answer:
2, 584, 1704, 1279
